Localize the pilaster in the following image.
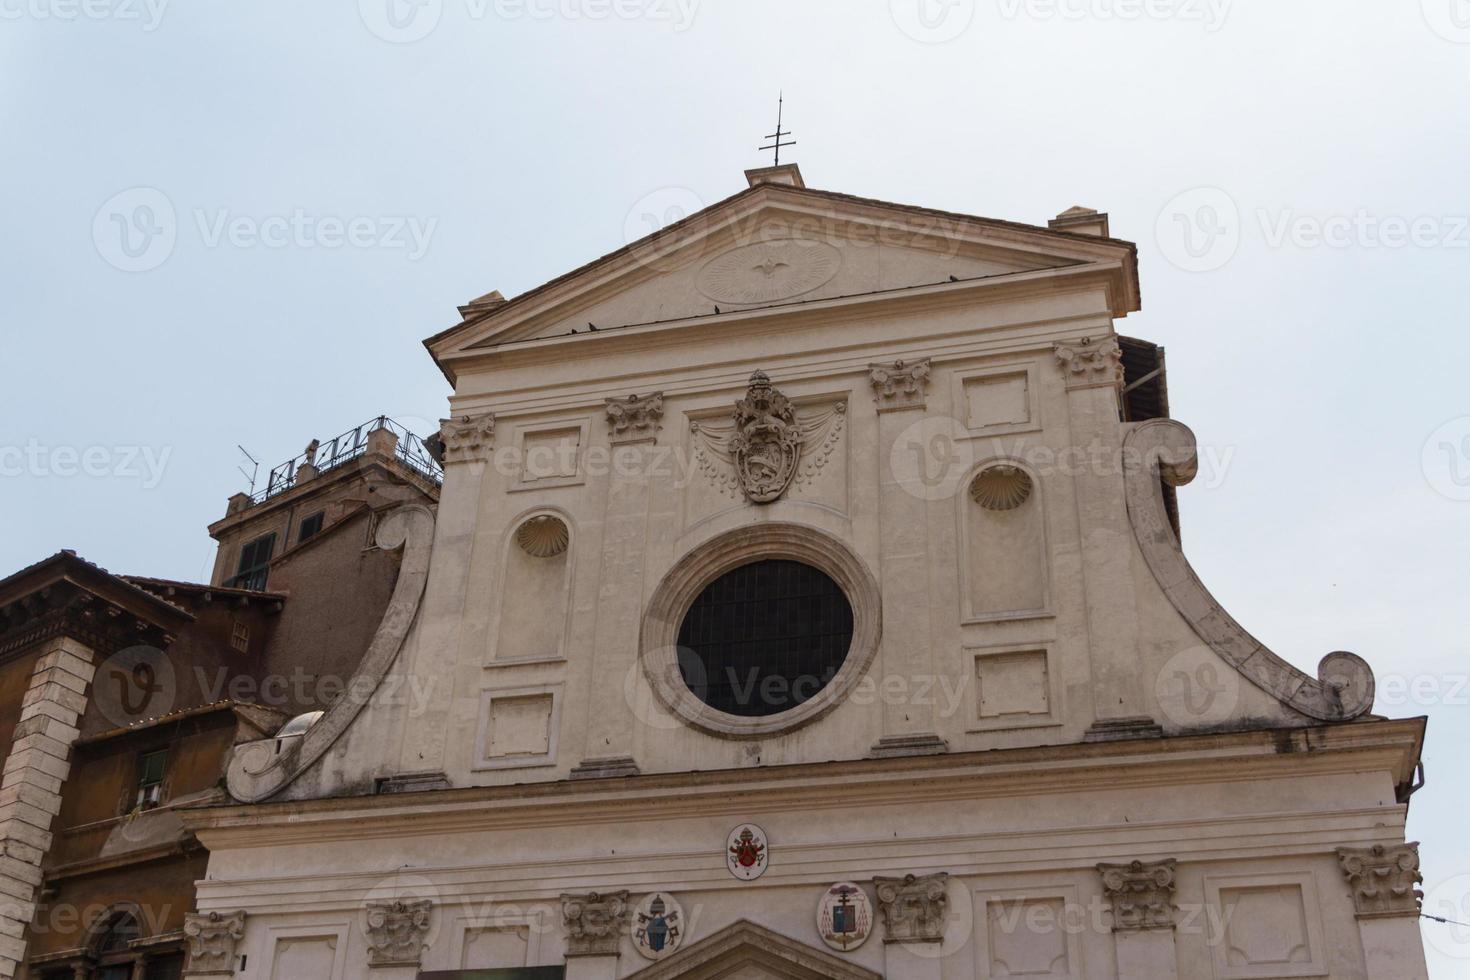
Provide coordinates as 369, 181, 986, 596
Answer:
1053, 337, 1156, 736
875, 872, 948, 980
561, 891, 628, 980
869, 361, 944, 756
1338, 842, 1429, 980
1098, 859, 1178, 979
578, 399, 658, 773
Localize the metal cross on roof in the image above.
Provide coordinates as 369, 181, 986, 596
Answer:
759, 92, 796, 166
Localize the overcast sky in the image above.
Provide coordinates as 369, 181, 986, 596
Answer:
2, 0, 1467, 971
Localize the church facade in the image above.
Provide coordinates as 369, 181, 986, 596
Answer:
179, 165, 1428, 979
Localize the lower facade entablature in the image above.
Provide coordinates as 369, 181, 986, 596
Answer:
184, 720, 1426, 980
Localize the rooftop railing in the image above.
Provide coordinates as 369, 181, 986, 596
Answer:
250, 416, 442, 504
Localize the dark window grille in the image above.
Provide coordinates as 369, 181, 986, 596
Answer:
676, 559, 854, 717
229, 532, 276, 590
144, 953, 185, 980
297, 511, 325, 544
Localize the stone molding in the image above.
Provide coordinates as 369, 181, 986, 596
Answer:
1098, 859, 1177, 931
182, 910, 245, 976
640, 522, 882, 739
605, 392, 664, 445
569, 756, 642, 780
873, 873, 949, 943
438, 412, 496, 464
1053, 337, 1123, 390
1123, 419, 1375, 721
364, 899, 432, 967
1338, 842, 1423, 919
562, 891, 630, 956
375, 771, 450, 795
226, 505, 436, 802
869, 733, 948, 759
868, 358, 931, 412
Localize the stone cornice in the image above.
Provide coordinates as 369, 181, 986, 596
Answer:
183, 719, 1423, 848
447, 319, 1112, 421
192, 805, 1410, 917
440, 262, 1128, 381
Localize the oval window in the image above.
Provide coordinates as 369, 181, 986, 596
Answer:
675, 559, 855, 718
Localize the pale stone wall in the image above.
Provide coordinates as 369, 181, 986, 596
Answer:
199, 179, 1428, 978
296, 279, 1308, 799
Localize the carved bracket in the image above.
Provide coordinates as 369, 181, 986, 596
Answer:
183, 911, 245, 976
606, 392, 664, 445
1123, 419, 1375, 721
365, 899, 433, 968
1098, 859, 1177, 931
1338, 843, 1423, 919
562, 890, 630, 956
439, 412, 496, 464
1054, 337, 1123, 390
869, 358, 932, 412
873, 873, 949, 943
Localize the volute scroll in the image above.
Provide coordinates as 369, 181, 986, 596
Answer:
1124, 419, 1374, 722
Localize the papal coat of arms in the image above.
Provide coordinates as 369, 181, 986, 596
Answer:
725, 823, 768, 880
817, 881, 873, 951
688, 372, 847, 505
631, 891, 685, 961
729, 371, 802, 503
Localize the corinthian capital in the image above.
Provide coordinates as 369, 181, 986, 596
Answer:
874, 872, 950, 943
1338, 842, 1423, 918
562, 891, 630, 956
1097, 859, 1177, 931
1053, 337, 1123, 390
438, 412, 496, 464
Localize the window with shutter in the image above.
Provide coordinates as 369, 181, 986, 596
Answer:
229, 532, 276, 590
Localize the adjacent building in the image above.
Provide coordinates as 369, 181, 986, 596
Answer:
0, 419, 441, 979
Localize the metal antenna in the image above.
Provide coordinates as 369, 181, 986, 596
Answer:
759, 92, 796, 166
236, 445, 259, 494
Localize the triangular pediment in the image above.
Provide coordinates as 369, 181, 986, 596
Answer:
426, 182, 1138, 382
624, 920, 882, 980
